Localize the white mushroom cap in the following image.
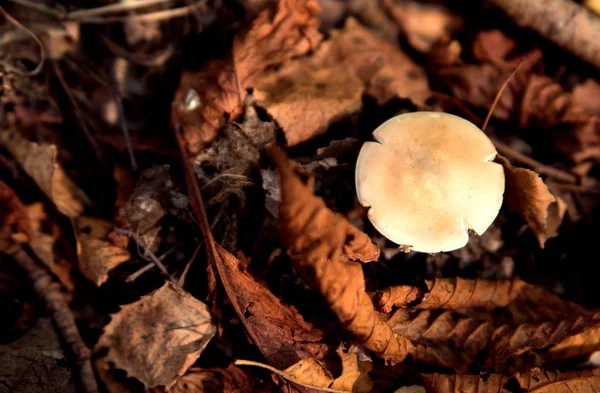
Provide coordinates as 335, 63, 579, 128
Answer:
355, 112, 505, 253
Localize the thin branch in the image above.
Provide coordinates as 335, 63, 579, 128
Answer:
125, 241, 181, 283
5, 0, 65, 18
12, 247, 99, 393
113, 228, 177, 285
491, 137, 579, 184
74, 1, 206, 24
482, 60, 525, 132
67, 0, 172, 19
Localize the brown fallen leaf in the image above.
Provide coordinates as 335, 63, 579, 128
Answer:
96, 282, 216, 389
385, 278, 600, 372
376, 278, 527, 312
252, 59, 364, 146
0, 131, 88, 217
520, 74, 600, 163
172, 0, 323, 154
270, 146, 414, 364
313, 18, 430, 107
236, 346, 373, 393
545, 326, 600, 363
0, 180, 31, 253
213, 247, 330, 368
383, 0, 463, 53
148, 364, 257, 393
472, 29, 543, 70
572, 78, 600, 115
421, 368, 600, 393
496, 155, 566, 247
74, 216, 130, 286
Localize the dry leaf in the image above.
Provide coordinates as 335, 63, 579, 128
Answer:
270, 146, 414, 364
546, 326, 600, 364
573, 78, 600, 115
172, 0, 322, 154
0, 132, 88, 217
376, 278, 526, 312
148, 364, 256, 393
520, 74, 600, 163
314, 18, 429, 107
236, 347, 373, 393
383, 0, 463, 53
394, 386, 425, 393
421, 368, 600, 393
330, 347, 373, 393
0, 180, 31, 253
497, 155, 566, 247
385, 278, 600, 372
28, 231, 74, 292
472, 29, 542, 70
74, 216, 130, 286
96, 282, 216, 389
212, 245, 329, 369
252, 59, 364, 146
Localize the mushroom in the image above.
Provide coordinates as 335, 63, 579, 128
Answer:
355, 112, 505, 253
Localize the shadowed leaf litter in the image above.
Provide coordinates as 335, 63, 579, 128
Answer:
2, 0, 600, 392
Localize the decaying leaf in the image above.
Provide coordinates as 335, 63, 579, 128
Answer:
252, 59, 364, 146
545, 326, 600, 364
236, 347, 373, 393
383, 0, 463, 53
394, 386, 425, 393
314, 18, 429, 107
0, 180, 31, 253
520, 74, 600, 163
96, 282, 216, 389
270, 146, 414, 364
376, 278, 527, 312
0, 131, 88, 217
212, 246, 329, 369
148, 364, 256, 393
573, 78, 600, 115
421, 368, 600, 393
74, 216, 130, 286
497, 155, 566, 247
172, 0, 323, 154
385, 278, 600, 372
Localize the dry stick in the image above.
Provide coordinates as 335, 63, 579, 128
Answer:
0, 7, 45, 76
125, 241, 180, 282
490, 0, 600, 70
113, 228, 177, 285
12, 248, 99, 393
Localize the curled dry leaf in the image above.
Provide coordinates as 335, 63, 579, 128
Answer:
383, 0, 463, 53
472, 30, 542, 70
0, 132, 88, 217
252, 58, 364, 146
236, 347, 373, 393
496, 155, 566, 247
572, 78, 600, 115
148, 364, 256, 393
545, 326, 600, 363
96, 282, 216, 389
314, 18, 429, 107
172, 0, 323, 154
270, 146, 414, 364
421, 368, 600, 393
74, 216, 130, 286
376, 278, 526, 312
385, 278, 600, 372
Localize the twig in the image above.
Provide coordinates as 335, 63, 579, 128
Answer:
482, 60, 525, 132
5, 0, 65, 18
12, 247, 99, 393
125, 241, 180, 282
109, 62, 137, 171
73, 2, 206, 24
113, 228, 177, 285
178, 242, 202, 287
0, 6, 45, 76
67, 0, 172, 19
491, 138, 579, 184
547, 181, 600, 196
490, 0, 600, 69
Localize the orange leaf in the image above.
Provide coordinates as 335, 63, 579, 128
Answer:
172, 0, 322, 154
270, 145, 414, 364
